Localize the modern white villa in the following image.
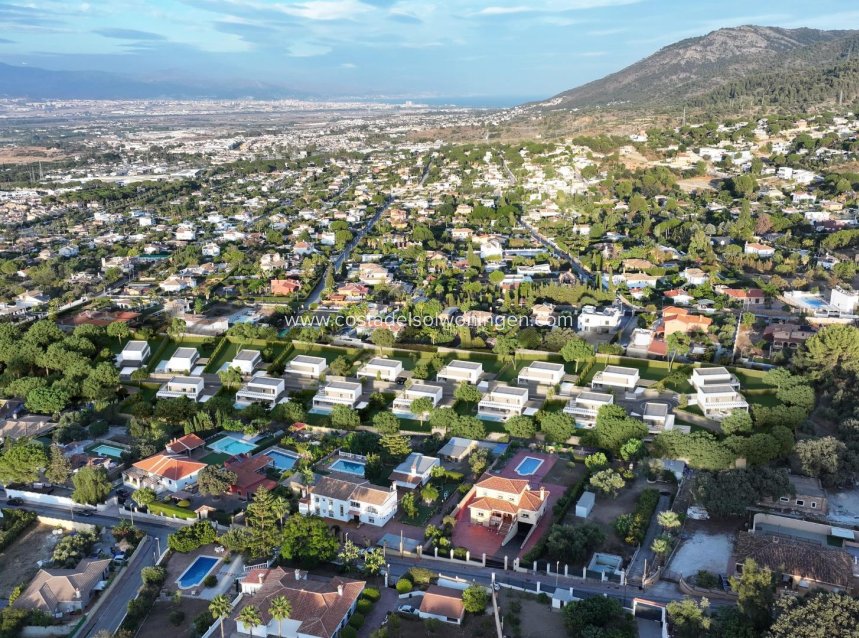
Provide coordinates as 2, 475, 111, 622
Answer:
690, 367, 749, 420
229, 349, 263, 376
388, 452, 441, 489
312, 380, 363, 413
577, 305, 623, 333
235, 373, 286, 408
563, 391, 614, 428
156, 376, 205, 401
165, 347, 200, 373
118, 340, 150, 366
284, 355, 328, 379
591, 365, 640, 391
477, 383, 529, 421
642, 402, 676, 432
356, 357, 403, 382
517, 361, 565, 386
436, 360, 483, 384
392, 383, 444, 418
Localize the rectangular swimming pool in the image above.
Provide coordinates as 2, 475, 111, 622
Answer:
91, 444, 124, 458
177, 556, 219, 589
208, 436, 256, 456
266, 449, 299, 471
514, 456, 544, 476
330, 458, 366, 476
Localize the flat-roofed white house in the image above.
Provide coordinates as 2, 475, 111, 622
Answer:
392, 383, 443, 418
356, 357, 403, 382
236, 373, 286, 408
518, 361, 565, 386
156, 376, 205, 401
478, 384, 529, 421
578, 305, 623, 333
312, 380, 363, 413
388, 452, 441, 489
563, 391, 614, 428
690, 367, 749, 420
642, 402, 676, 432
230, 349, 262, 376
118, 340, 150, 366
438, 437, 478, 461
437, 360, 483, 384
284, 355, 328, 379
298, 473, 397, 526
165, 347, 200, 373
591, 365, 640, 391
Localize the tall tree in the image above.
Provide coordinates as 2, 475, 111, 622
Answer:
245, 487, 284, 558
560, 338, 594, 373
72, 467, 111, 504
237, 605, 262, 636
729, 558, 775, 630
45, 444, 71, 485
0, 439, 48, 485
209, 595, 232, 638
268, 595, 292, 638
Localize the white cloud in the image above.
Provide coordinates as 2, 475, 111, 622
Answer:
477, 6, 533, 16
278, 0, 374, 21
341, 61, 356, 68
288, 41, 332, 56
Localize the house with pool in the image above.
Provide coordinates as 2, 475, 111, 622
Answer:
297, 473, 397, 527
391, 383, 444, 418
165, 347, 200, 374
284, 355, 328, 379
436, 360, 483, 385
235, 373, 286, 408
156, 376, 205, 401
477, 383, 529, 421
563, 391, 614, 429
311, 380, 364, 413
356, 357, 403, 382
235, 567, 364, 638
123, 452, 207, 493
464, 475, 550, 546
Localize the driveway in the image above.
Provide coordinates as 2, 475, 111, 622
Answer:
358, 583, 398, 637
626, 493, 671, 583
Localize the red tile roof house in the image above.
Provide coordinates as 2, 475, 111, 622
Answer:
464, 475, 550, 547
235, 567, 365, 638
225, 454, 277, 499
722, 288, 767, 308
418, 585, 467, 625
165, 433, 205, 456
122, 453, 207, 494
270, 279, 301, 296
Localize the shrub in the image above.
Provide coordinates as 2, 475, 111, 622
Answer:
408, 567, 434, 586
453, 547, 467, 560
616, 488, 659, 545
356, 599, 373, 614
348, 613, 365, 629
141, 566, 167, 586
177, 499, 191, 508
395, 578, 413, 594
169, 610, 185, 626
536, 592, 550, 605
340, 627, 358, 638
696, 570, 719, 589
457, 483, 473, 495
203, 574, 218, 588
0, 509, 37, 553
52, 532, 98, 568
168, 521, 217, 553
361, 587, 380, 602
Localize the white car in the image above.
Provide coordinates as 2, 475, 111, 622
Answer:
397, 605, 417, 615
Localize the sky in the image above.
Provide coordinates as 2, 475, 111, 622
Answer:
1, 0, 858, 101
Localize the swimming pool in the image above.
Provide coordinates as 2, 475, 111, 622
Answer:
208, 436, 256, 456
91, 444, 124, 458
177, 556, 219, 589
266, 449, 299, 471
514, 456, 544, 476
330, 458, 366, 476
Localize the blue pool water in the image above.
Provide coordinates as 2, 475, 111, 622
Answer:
267, 449, 299, 471
514, 456, 544, 476
330, 459, 366, 476
92, 444, 124, 458
177, 556, 219, 589
208, 436, 256, 456
801, 297, 827, 308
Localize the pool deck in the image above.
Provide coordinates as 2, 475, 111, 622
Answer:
497, 450, 557, 482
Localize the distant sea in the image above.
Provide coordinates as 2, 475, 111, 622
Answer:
366, 95, 541, 108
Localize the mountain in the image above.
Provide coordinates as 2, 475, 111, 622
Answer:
533, 26, 859, 113
0, 63, 305, 100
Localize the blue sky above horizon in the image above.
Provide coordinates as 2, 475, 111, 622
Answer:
0, 0, 858, 99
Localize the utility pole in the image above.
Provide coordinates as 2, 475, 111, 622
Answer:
681, 106, 686, 128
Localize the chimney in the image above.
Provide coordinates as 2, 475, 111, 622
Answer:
337, 585, 344, 597
410, 454, 419, 476
258, 572, 264, 583
74, 588, 81, 599
295, 569, 301, 581
540, 487, 546, 501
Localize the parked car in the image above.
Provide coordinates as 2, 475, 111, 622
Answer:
397, 605, 417, 615
75, 509, 94, 517
6, 497, 24, 506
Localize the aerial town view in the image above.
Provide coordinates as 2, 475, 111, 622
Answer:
0, 2, 859, 638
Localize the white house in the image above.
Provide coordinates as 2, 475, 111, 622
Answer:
388, 452, 441, 489
578, 305, 623, 333
118, 340, 150, 366
591, 365, 640, 391
299, 474, 397, 526
312, 381, 363, 413
642, 402, 676, 432
517, 361, 565, 386
690, 367, 749, 420
479, 239, 503, 259
165, 348, 200, 374
236, 374, 286, 408
563, 391, 614, 429
681, 268, 709, 286
356, 358, 403, 382
230, 349, 263, 376
744, 242, 776, 258
437, 360, 483, 385
477, 384, 529, 421
156, 376, 205, 401
831, 287, 859, 315
284, 355, 328, 379
392, 383, 443, 418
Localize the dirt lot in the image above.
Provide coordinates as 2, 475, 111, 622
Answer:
137, 597, 211, 638
498, 589, 566, 638
0, 523, 62, 598
383, 613, 497, 638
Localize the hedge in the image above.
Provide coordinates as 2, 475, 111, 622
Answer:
618, 488, 660, 545
348, 613, 365, 629
340, 627, 358, 638
0, 509, 36, 553
356, 599, 373, 615
361, 587, 380, 602
395, 578, 413, 594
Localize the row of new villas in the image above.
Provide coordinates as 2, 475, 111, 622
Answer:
391, 383, 444, 418
477, 383, 530, 422
562, 390, 676, 432
690, 367, 749, 420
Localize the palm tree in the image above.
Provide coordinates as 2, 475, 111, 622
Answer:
268, 596, 292, 638
651, 536, 672, 559
657, 510, 681, 533
237, 605, 263, 636
209, 594, 232, 638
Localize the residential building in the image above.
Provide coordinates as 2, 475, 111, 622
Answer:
690, 367, 749, 420
236, 374, 286, 408
358, 263, 392, 286
118, 340, 150, 366
13, 558, 111, 618
760, 475, 828, 515
466, 475, 550, 546
460, 310, 495, 327
159, 275, 196, 293
270, 279, 301, 296
664, 289, 694, 305
312, 381, 363, 413
744, 242, 776, 258
831, 287, 859, 314
356, 357, 403, 382
225, 454, 277, 499
563, 391, 614, 429
123, 452, 207, 493
662, 306, 713, 337
681, 268, 709, 285
298, 474, 397, 526
531, 303, 556, 327
477, 384, 529, 421
165, 348, 200, 373
722, 288, 767, 308
591, 365, 640, 391
437, 360, 483, 384
156, 376, 205, 401
165, 433, 205, 456
388, 452, 441, 489
642, 402, 676, 432
437, 437, 478, 461
517, 361, 565, 386
577, 305, 623, 333
391, 383, 443, 418
418, 586, 466, 625
237, 568, 364, 638
230, 349, 263, 376
285, 355, 328, 379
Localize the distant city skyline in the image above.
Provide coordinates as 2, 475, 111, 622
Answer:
0, 0, 858, 99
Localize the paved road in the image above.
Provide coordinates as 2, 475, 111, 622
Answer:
520, 219, 594, 285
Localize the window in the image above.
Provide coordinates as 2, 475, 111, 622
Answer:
368, 517, 375, 523
796, 500, 804, 506
350, 501, 360, 508
810, 502, 817, 509
779, 497, 790, 503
